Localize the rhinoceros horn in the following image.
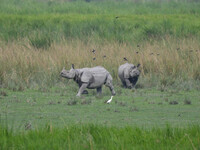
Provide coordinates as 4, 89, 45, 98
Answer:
71, 64, 74, 69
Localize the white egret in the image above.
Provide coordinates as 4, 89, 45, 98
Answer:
106, 96, 114, 104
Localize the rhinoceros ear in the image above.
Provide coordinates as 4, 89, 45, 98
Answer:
71, 64, 75, 69
137, 64, 141, 68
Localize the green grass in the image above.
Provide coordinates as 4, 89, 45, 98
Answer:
1, 84, 200, 149
0, 124, 200, 150
1, 0, 200, 15
0, 1, 199, 148
0, 13, 199, 43
0, 0, 200, 43
0, 84, 200, 130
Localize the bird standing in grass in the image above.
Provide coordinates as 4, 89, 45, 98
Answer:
106, 96, 114, 104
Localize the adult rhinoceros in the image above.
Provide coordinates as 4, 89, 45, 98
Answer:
118, 63, 140, 89
60, 64, 116, 97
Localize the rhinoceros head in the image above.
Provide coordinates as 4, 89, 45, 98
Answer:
60, 64, 76, 79
129, 64, 140, 77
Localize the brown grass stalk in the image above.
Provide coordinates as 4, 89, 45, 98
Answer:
0, 37, 199, 88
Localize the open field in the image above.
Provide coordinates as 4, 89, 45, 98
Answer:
0, 0, 200, 149
0, 86, 200, 129
0, 86, 200, 149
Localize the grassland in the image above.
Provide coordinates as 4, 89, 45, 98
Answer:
0, 86, 200, 129
0, 0, 200, 90
0, 38, 200, 90
0, 0, 200, 149
0, 0, 200, 43
0, 86, 200, 149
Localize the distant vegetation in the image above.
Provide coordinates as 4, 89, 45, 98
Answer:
0, 0, 200, 44
1, 13, 200, 46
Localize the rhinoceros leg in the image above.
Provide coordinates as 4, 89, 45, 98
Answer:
105, 75, 116, 95
96, 86, 102, 95
82, 90, 88, 94
124, 79, 133, 89
78, 84, 88, 94
130, 77, 138, 88
76, 83, 88, 97
121, 80, 127, 88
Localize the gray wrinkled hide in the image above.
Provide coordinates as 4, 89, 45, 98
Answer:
118, 63, 140, 89
60, 66, 116, 96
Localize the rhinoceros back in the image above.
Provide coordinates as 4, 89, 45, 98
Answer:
79, 66, 110, 88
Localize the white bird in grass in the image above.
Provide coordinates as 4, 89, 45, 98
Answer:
106, 96, 114, 104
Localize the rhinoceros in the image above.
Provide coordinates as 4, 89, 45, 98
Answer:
118, 63, 140, 89
60, 64, 116, 97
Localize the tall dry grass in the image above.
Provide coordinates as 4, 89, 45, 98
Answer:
0, 37, 200, 89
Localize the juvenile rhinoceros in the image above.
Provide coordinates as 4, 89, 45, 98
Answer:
60, 64, 116, 97
118, 63, 140, 89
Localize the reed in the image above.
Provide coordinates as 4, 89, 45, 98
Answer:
0, 37, 199, 89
